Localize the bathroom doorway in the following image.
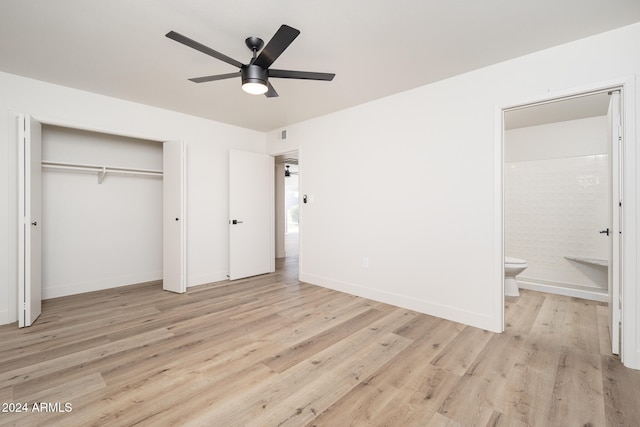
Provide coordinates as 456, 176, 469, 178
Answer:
502, 87, 623, 355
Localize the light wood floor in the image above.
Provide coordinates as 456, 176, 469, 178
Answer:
1, 256, 639, 427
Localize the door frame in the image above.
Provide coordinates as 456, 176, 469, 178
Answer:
494, 75, 638, 369
12, 113, 187, 324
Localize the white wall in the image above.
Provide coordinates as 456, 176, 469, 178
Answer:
505, 155, 609, 291
0, 71, 265, 324
267, 23, 640, 367
41, 126, 163, 298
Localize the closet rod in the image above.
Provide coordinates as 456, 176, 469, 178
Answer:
42, 160, 163, 184
42, 160, 163, 175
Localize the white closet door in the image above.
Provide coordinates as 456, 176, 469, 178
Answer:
18, 114, 42, 327
608, 92, 622, 355
163, 141, 186, 293
229, 150, 274, 280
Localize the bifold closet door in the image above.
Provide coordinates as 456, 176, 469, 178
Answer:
163, 140, 186, 293
18, 114, 42, 327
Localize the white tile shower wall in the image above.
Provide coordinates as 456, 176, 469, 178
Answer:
505, 155, 608, 291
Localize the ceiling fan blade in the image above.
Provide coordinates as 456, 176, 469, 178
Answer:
253, 25, 300, 69
166, 31, 244, 69
189, 72, 240, 83
265, 82, 279, 98
269, 69, 335, 81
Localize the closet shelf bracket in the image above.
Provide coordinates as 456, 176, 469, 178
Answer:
98, 166, 107, 184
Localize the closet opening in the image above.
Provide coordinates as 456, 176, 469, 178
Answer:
18, 115, 186, 327
41, 125, 164, 299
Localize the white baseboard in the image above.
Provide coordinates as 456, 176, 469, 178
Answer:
299, 272, 499, 332
42, 271, 163, 299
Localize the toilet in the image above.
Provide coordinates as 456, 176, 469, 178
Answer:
505, 256, 527, 297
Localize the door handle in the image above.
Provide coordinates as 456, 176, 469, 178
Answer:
231, 219, 244, 225
31, 221, 37, 226
599, 228, 610, 236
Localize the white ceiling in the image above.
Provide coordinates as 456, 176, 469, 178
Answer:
1, 1, 639, 132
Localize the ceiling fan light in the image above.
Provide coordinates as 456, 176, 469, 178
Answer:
242, 82, 268, 95
241, 64, 268, 95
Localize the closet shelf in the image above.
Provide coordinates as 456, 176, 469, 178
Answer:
42, 160, 163, 184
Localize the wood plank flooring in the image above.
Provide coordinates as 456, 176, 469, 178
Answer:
1, 256, 639, 426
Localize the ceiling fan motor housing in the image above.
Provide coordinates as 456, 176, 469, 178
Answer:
241, 64, 268, 86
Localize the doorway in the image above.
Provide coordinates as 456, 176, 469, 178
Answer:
502, 88, 622, 354
274, 150, 300, 273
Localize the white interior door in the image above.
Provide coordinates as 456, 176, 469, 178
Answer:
163, 140, 186, 293
229, 150, 274, 280
608, 91, 622, 355
18, 114, 42, 327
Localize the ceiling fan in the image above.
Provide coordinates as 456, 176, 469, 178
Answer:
285, 165, 299, 177
166, 25, 335, 97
